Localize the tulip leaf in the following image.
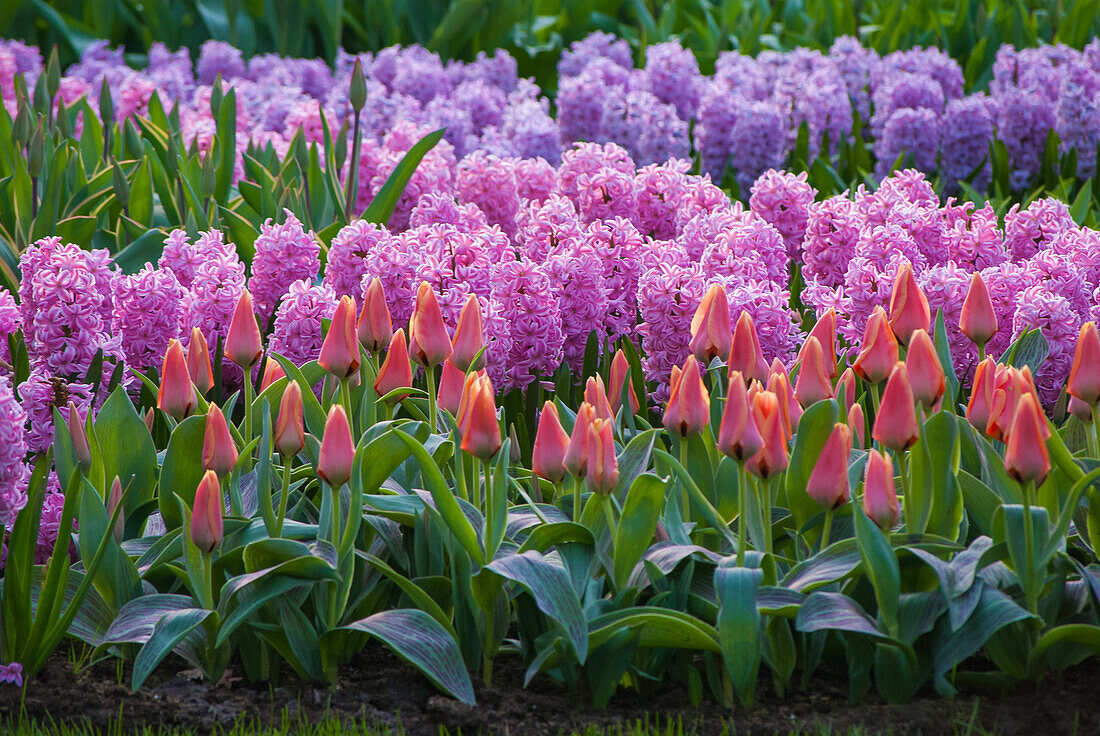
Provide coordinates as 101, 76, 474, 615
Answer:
931, 586, 1034, 692
1027, 624, 1100, 672
158, 415, 207, 530
785, 399, 840, 535
613, 473, 667, 590
910, 411, 961, 539
95, 385, 158, 508
588, 608, 721, 652
782, 538, 861, 592
853, 504, 901, 639
132, 607, 213, 691
999, 328, 1049, 373
342, 609, 476, 705
715, 560, 763, 707
795, 592, 894, 640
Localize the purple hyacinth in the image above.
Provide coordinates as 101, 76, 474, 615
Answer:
642, 42, 702, 120
196, 40, 246, 85
558, 31, 633, 78
112, 265, 185, 372
324, 220, 396, 303
248, 211, 321, 326
1012, 283, 1081, 407
489, 259, 564, 392
0, 376, 26, 529
874, 108, 942, 179
749, 170, 818, 258
546, 250, 610, 372
0, 663, 21, 687
269, 280, 340, 366
941, 96, 994, 189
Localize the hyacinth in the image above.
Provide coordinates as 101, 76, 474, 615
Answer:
358, 233, 419, 326
1012, 284, 1081, 407
599, 88, 690, 166
838, 254, 912, 345
513, 158, 558, 205
515, 195, 584, 262
409, 192, 488, 231
558, 31, 633, 78
490, 260, 564, 392
545, 250, 610, 372
0, 376, 26, 528
502, 98, 560, 163
944, 203, 1008, 270
1023, 250, 1093, 320
634, 161, 691, 240
700, 219, 786, 286
411, 224, 501, 304
18, 370, 93, 455
637, 262, 707, 399
556, 142, 636, 204
455, 153, 519, 235
557, 72, 615, 143
1003, 198, 1078, 261
997, 92, 1056, 188
980, 261, 1035, 358
180, 231, 247, 358
196, 40, 246, 85
581, 218, 648, 342
749, 170, 818, 257
248, 211, 322, 325
269, 281, 340, 366
112, 266, 185, 372
0, 289, 21, 365
875, 108, 943, 179
324, 220, 396, 302
674, 176, 731, 236
575, 166, 638, 224
642, 42, 703, 120
35, 485, 74, 565
941, 96, 995, 189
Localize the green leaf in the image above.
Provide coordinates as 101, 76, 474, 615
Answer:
853, 504, 901, 639
796, 592, 894, 641
132, 608, 213, 691
588, 608, 721, 653
158, 415, 207, 530
613, 473, 665, 590
715, 560, 763, 708
782, 538, 861, 592
361, 129, 445, 224
95, 385, 157, 507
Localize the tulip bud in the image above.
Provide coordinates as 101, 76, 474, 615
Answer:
158, 338, 196, 420
451, 296, 485, 372
275, 382, 305, 458
408, 282, 453, 367
805, 308, 838, 377
28, 120, 45, 178
108, 476, 125, 542
1070, 394, 1093, 423
766, 362, 801, 437
746, 390, 789, 479
663, 357, 711, 437
730, 311, 770, 382
349, 59, 367, 112
226, 290, 263, 369
985, 365, 1022, 442
848, 403, 866, 449
563, 403, 597, 476
187, 327, 215, 396
888, 262, 930, 346
144, 407, 155, 434
718, 371, 764, 461
836, 367, 857, 414
584, 376, 614, 421
863, 450, 899, 531
608, 349, 640, 416
317, 405, 354, 488
873, 363, 920, 452
437, 359, 466, 416
260, 360, 286, 392
806, 424, 852, 510
959, 272, 998, 348
905, 329, 945, 410
852, 306, 899, 384
586, 419, 619, 495
374, 329, 414, 403
358, 278, 393, 353
1005, 392, 1050, 486
319, 296, 361, 379
67, 402, 91, 475
1068, 322, 1100, 406
191, 470, 224, 554
459, 375, 501, 460
533, 402, 571, 484
794, 336, 833, 408
966, 357, 997, 432
689, 284, 732, 365
202, 405, 238, 478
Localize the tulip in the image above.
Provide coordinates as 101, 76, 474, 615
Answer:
158, 338, 196, 420
226, 290, 263, 369
563, 403, 597, 476
746, 391, 789, 479
1068, 322, 1100, 406
437, 359, 466, 416
260, 360, 286, 392
959, 273, 998, 349
144, 407, 155, 434
358, 278, 393, 352
451, 296, 486, 372
1005, 392, 1050, 486
848, 403, 866, 449
584, 376, 614, 420
107, 476, 125, 541
836, 367, 857, 414
454, 371, 479, 434
794, 336, 833, 408
532, 402, 570, 484
191, 470, 224, 554
767, 361, 801, 436
68, 402, 91, 475
319, 296, 361, 379
187, 327, 214, 396
408, 282, 453, 367
275, 382, 305, 458
1070, 394, 1093, 423
805, 308, 838, 376
317, 405, 354, 487
730, 311, 769, 382
374, 329, 413, 403
852, 306, 899, 384
689, 283, 732, 365
202, 404, 238, 478
717, 371, 764, 461
985, 365, 1022, 442
906, 329, 945, 410
873, 363, 920, 452
887, 262, 930, 345
806, 424, 852, 510
663, 357, 711, 437
586, 418, 619, 494
459, 375, 501, 460
608, 349, 640, 416
966, 357, 997, 432
863, 450, 899, 531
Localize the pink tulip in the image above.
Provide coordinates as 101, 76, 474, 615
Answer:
319, 295, 361, 379
275, 381, 305, 458
191, 470, 224, 554
872, 363, 920, 452
408, 282, 453, 367
689, 283, 732, 365
226, 290, 263, 369
717, 371, 764, 461
317, 405, 354, 487
158, 339, 196, 420
806, 423, 851, 510
663, 356, 711, 437
863, 450, 899, 531
887, 262, 930, 346
202, 404, 238, 477
959, 272, 998, 348
532, 402, 570, 484
358, 278, 393, 353
451, 296, 486, 372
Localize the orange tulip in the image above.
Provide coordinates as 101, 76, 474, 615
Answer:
663, 357, 711, 437
319, 296, 361, 379
872, 363, 919, 452
437, 359, 466, 416
746, 390, 789, 479
1068, 322, 1100, 406
767, 361, 801, 436
226, 290, 263, 369
358, 277, 393, 352
533, 402, 570, 484
408, 282, 453, 367
906, 329, 945, 410
836, 367, 857, 414
586, 418, 619, 494
966, 357, 997, 431
730, 311, 769, 382
959, 272, 998, 348
275, 381, 305, 458
608, 349, 640, 416
202, 404, 238, 477
584, 375, 614, 421
260, 360, 286, 391
374, 329, 414, 403
806, 423, 851, 510
459, 375, 501, 460
887, 262, 930, 345
805, 308, 838, 377
794, 336, 833, 408
863, 449, 899, 531
158, 338, 196, 420
451, 296, 486, 372
852, 306, 899, 384
717, 371, 764, 461
563, 403, 597, 476
191, 470, 224, 554
1005, 392, 1050, 485
317, 405, 354, 487
689, 283, 732, 365
848, 403, 866, 449
187, 327, 214, 396
985, 365, 1022, 442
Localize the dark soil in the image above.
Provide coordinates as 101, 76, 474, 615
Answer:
0, 645, 1095, 736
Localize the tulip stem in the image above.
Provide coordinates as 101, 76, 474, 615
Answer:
821, 508, 834, 551
737, 462, 748, 567
339, 377, 353, 431
762, 477, 775, 557
1022, 480, 1038, 616
899, 451, 912, 533
977, 344, 986, 363
1090, 403, 1100, 458
679, 438, 692, 526
602, 494, 616, 538
869, 382, 881, 429
572, 474, 583, 523
275, 460, 292, 537
425, 366, 438, 434
242, 367, 255, 470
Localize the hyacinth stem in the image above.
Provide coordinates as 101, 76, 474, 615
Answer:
30, 177, 37, 220
737, 461, 749, 567
425, 366, 438, 434
1022, 480, 1038, 616
275, 460, 292, 537
821, 507, 834, 551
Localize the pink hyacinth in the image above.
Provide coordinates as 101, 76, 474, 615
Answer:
248, 210, 321, 325
749, 170, 817, 258
802, 195, 865, 286
0, 376, 26, 528
180, 230, 247, 366
323, 220, 396, 302
634, 161, 691, 240
455, 152, 520, 236
489, 259, 564, 392
112, 265, 185, 372
1012, 284, 1081, 407
546, 249, 610, 372
18, 370, 93, 455
515, 195, 584, 262
637, 261, 707, 400
269, 280, 339, 366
